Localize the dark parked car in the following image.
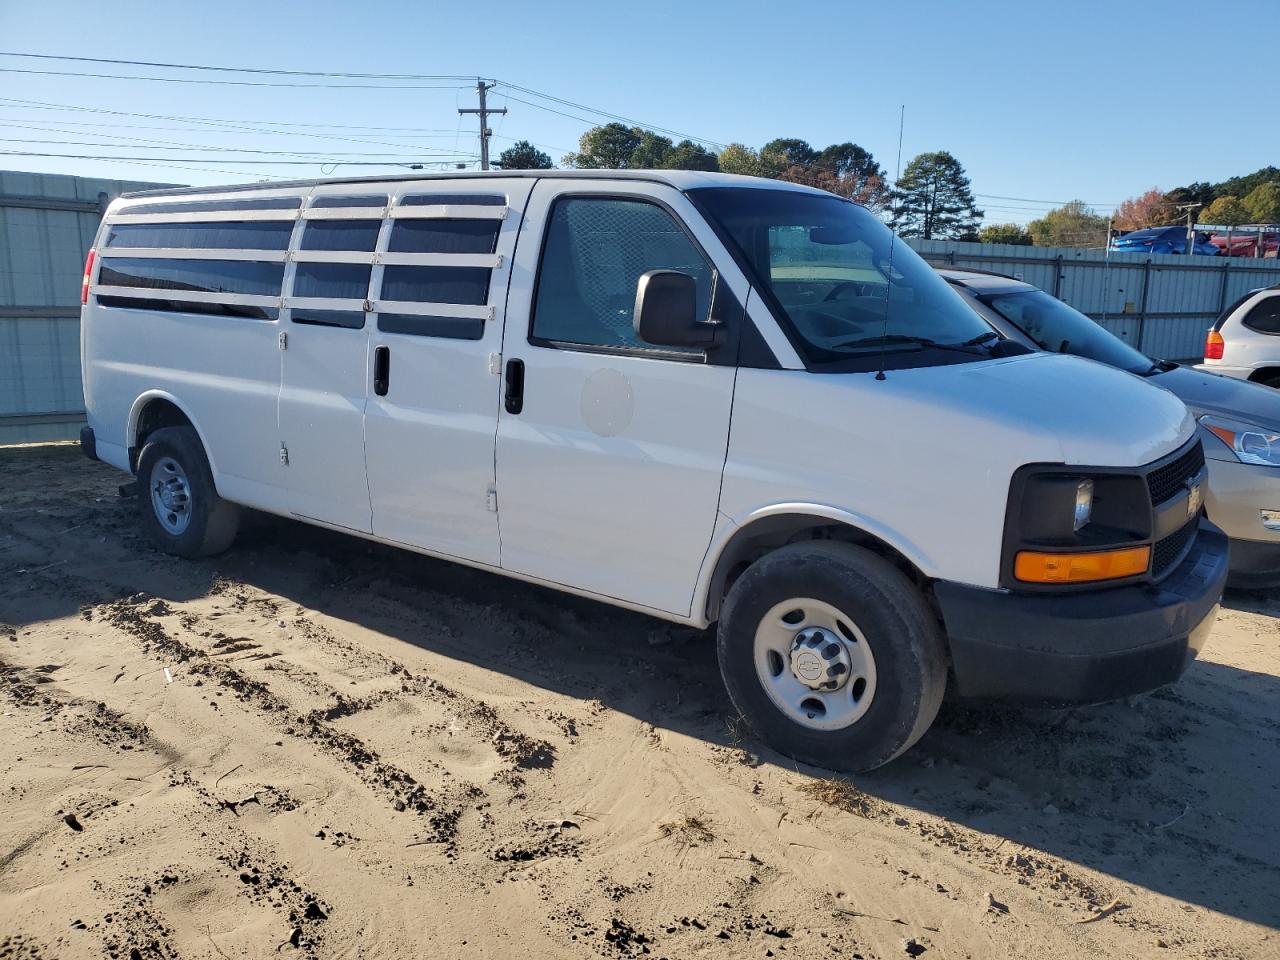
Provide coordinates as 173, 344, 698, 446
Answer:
1110, 226, 1219, 256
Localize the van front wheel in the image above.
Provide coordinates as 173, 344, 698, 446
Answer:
136, 426, 239, 558
717, 542, 946, 772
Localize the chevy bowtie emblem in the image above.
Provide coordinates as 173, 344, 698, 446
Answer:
1186, 472, 1204, 519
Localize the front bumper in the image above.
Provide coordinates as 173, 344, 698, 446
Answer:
1203, 456, 1280, 586
935, 519, 1227, 705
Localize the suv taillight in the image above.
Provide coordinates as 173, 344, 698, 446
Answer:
81, 249, 96, 305
1205, 329, 1225, 361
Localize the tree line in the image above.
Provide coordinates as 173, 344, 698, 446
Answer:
496, 124, 984, 241
497, 124, 1280, 249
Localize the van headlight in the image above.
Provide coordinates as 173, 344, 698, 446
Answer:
1201, 415, 1280, 466
1005, 469, 1151, 586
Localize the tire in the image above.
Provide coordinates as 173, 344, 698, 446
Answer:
1259, 374, 1280, 390
717, 541, 947, 773
136, 426, 239, 558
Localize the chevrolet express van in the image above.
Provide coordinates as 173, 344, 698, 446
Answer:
79, 171, 1227, 771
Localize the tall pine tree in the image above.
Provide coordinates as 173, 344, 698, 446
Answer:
890, 151, 983, 239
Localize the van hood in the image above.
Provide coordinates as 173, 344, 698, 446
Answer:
868, 351, 1194, 468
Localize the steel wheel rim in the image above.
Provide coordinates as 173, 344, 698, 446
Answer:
753, 597, 878, 732
150, 456, 193, 536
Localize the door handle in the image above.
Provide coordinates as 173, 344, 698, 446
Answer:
504, 358, 524, 414
373, 345, 390, 396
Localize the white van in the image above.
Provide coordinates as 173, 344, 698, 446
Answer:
79, 171, 1227, 771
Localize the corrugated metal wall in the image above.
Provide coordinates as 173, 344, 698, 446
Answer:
909, 238, 1280, 360
1, 170, 169, 445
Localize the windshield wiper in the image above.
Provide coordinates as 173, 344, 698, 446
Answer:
830, 333, 989, 355
962, 331, 1001, 346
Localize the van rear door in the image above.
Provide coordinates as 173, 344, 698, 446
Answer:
494, 180, 743, 616
362, 180, 535, 566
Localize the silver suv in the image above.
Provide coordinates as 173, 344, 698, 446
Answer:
941, 268, 1280, 588
1198, 286, 1280, 387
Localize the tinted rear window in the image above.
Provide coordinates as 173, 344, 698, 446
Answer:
300, 220, 381, 252
1243, 295, 1280, 335
98, 258, 284, 296
388, 219, 500, 255
106, 221, 294, 250
381, 265, 490, 304
293, 262, 372, 300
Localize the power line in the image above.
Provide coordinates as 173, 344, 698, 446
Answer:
0, 97, 459, 132
0, 151, 472, 167
494, 80, 726, 149
0, 117, 465, 140
0, 67, 472, 90
973, 192, 1120, 206
2, 138, 478, 162
0, 51, 473, 80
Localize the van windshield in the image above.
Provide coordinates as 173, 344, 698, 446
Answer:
689, 187, 994, 370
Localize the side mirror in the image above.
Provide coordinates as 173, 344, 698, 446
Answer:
633, 270, 719, 348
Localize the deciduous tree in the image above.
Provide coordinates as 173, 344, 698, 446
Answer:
495, 140, 553, 170
662, 140, 719, 172
562, 123, 642, 168
1199, 195, 1251, 227
1027, 201, 1108, 248
717, 143, 765, 177
978, 223, 1031, 245
1113, 188, 1170, 231
1243, 182, 1280, 224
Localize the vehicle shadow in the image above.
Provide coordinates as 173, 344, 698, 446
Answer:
219, 513, 1280, 931
4, 446, 1276, 931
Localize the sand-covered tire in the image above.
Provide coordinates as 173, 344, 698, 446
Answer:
717, 541, 947, 772
136, 426, 239, 558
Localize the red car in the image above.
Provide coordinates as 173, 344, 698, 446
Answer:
1208, 227, 1280, 258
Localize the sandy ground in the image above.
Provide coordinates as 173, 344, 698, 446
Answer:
0, 444, 1277, 960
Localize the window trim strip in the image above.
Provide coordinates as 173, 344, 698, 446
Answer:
301, 206, 388, 221
91, 285, 281, 308
370, 299, 493, 320
292, 250, 376, 265
389, 204, 507, 221
98, 247, 289, 263
108, 209, 299, 225
284, 295, 369, 311
378, 251, 501, 268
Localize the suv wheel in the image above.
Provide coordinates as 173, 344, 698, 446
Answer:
717, 542, 946, 772
136, 426, 239, 558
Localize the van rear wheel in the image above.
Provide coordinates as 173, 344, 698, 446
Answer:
136, 426, 239, 558
717, 542, 946, 772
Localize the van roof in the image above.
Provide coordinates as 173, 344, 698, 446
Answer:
120, 168, 828, 200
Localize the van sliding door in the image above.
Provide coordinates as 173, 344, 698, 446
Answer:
362, 180, 535, 566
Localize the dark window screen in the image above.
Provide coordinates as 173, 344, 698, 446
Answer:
381, 265, 490, 305
399, 193, 504, 207
377, 313, 484, 339
293, 262, 372, 300
292, 308, 365, 329
301, 220, 381, 252
97, 296, 277, 321
310, 194, 387, 208
531, 197, 711, 350
98, 258, 284, 296
124, 196, 300, 215
388, 219, 500, 254
1243, 296, 1280, 335
106, 221, 293, 250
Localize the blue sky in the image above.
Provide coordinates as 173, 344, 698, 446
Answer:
1, 0, 1274, 224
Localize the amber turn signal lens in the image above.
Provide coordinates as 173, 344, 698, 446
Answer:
1014, 546, 1150, 584
1204, 329, 1225, 361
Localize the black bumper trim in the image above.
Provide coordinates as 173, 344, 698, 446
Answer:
1226, 537, 1280, 589
79, 425, 98, 462
936, 519, 1227, 705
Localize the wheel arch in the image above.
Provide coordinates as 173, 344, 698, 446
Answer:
1247, 366, 1280, 386
126, 391, 219, 479
696, 506, 936, 624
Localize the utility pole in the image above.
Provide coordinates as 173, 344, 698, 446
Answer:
458, 78, 506, 171
1174, 202, 1202, 255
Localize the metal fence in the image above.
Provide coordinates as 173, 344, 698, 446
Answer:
909, 238, 1280, 361
1, 170, 168, 445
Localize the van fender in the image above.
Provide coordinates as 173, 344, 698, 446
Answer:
691, 502, 938, 626
126, 390, 221, 481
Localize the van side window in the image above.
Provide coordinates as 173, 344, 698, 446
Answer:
1242, 296, 1280, 335
105, 221, 293, 250
530, 197, 712, 352
388, 220, 500, 255
293, 263, 372, 300
300, 220, 380, 252
99, 258, 284, 297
